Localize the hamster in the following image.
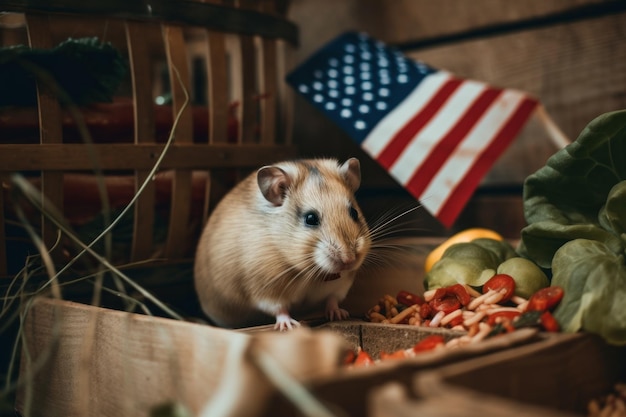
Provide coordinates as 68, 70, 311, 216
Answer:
193, 157, 371, 330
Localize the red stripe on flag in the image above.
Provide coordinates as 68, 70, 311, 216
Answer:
435, 97, 538, 227
404, 87, 503, 198
376, 78, 463, 170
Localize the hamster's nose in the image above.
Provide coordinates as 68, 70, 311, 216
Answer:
339, 253, 357, 270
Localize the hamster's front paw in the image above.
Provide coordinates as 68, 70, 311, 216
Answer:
325, 297, 350, 321
274, 312, 301, 331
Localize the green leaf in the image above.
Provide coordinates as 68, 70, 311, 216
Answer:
551, 239, 626, 345
518, 110, 626, 268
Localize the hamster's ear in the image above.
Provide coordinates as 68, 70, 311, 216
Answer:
257, 166, 290, 206
340, 158, 361, 192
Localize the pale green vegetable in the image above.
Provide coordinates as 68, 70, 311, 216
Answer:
496, 257, 549, 299
424, 238, 516, 289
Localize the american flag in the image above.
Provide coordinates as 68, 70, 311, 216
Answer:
286, 32, 538, 227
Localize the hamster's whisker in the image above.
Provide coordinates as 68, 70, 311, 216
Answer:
367, 205, 426, 238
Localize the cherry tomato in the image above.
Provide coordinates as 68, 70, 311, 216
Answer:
486, 310, 521, 326
539, 311, 560, 332
526, 286, 564, 312
396, 290, 424, 306
483, 274, 516, 302
353, 349, 374, 366
429, 296, 461, 315
413, 335, 445, 353
445, 283, 471, 306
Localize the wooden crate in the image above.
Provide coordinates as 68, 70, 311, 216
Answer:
14, 296, 542, 417
368, 332, 626, 417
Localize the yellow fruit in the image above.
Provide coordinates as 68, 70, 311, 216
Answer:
424, 228, 504, 273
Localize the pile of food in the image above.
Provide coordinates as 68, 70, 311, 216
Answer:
355, 110, 626, 365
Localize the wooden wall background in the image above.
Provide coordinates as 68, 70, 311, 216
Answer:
286, 0, 626, 237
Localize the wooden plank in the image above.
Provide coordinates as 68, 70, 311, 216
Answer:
0, 0, 299, 45
126, 21, 158, 261
163, 24, 195, 259
0, 143, 297, 170
25, 13, 64, 255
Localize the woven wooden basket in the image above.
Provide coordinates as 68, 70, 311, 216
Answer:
0, 0, 298, 278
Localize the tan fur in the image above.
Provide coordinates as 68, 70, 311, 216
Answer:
194, 158, 371, 328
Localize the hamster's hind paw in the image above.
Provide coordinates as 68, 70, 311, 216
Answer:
325, 297, 350, 321
326, 307, 350, 321
274, 312, 301, 331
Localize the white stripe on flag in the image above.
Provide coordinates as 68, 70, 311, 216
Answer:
390, 79, 488, 185
361, 71, 452, 157
419, 89, 530, 216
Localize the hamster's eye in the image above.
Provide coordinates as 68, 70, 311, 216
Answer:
349, 206, 359, 222
304, 211, 320, 227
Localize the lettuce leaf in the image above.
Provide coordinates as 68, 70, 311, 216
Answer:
518, 110, 626, 345
551, 238, 626, 346
518, 110, 626, 268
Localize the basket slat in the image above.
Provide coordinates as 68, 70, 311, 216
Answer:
163, 25, 194, 259
0, 144, 296, 171
0, 1, 297, 275
0, 176, 6, 276
239, 33, 257, 144
25, 13, 64, 255
205, 30, 229, 144
126, 21, 159, 261
258, 1, 278, 145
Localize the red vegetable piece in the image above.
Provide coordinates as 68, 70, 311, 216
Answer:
396, 290, 424, 306
380, 349, 408, 361
447, 315, 464, 328
413, 335, 445, 353
445, 283, 471, 306
487, 310, 521, 326
539, 311, 560, 332
527, 286, 564, 312
483, 274, 516, 302
353, 349, 374, 366
343, 349, 357, 365
429, 296, 461, 315
431, 288, 448, 300
420, 302, 432, 319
